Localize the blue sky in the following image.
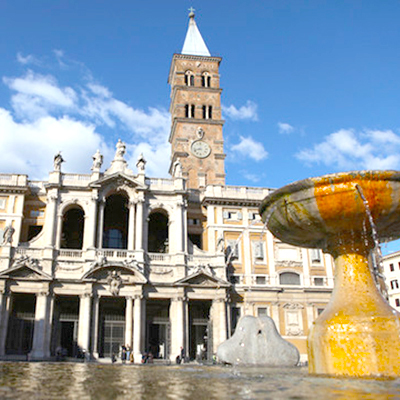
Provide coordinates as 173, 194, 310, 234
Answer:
1, 1, 400, 253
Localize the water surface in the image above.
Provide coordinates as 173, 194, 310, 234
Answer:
0, 362, 399, 399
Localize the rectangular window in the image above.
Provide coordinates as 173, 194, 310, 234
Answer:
252, 241, 265, 261
223, 211, 242, 221
398, 262, 400, 270
310, 249, 321, 263
317, 308, 325, 316
390, 263, 395, 272
396, 299, 400, 307
227, 240, 240, 261
255, 276, 266, 285
314, 277, 324, 286
257, 307, 268, 317
30, 210, 44, 218
391, 280, 399, 290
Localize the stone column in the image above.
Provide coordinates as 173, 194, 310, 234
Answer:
45, 193, 58, 248
182, 200, 188, 253
30, 290, 52, 359
175, 202, 184, 253
135, 199, 144, 251
84, 195, 98, 250
55, 213, 63, 249
306, 303, 315, 331
127, 201, 136, 251
97, 200, 105, 249
78, 293, 92, 357
271, 302, 281, 334
207, 205, 216, 253
302, 248, 310, 287
212, 298, 227, 353
169, 297, 186, 361
125, 296, 133, 348
266, 231, 276, 285
91, 295, 100, 358
0, 291, 11, 357
133, 295, 145, 362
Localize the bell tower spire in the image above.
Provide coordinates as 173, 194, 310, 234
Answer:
168, 11, 226, 189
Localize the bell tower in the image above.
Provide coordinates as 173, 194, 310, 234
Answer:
168, 10, 226, 189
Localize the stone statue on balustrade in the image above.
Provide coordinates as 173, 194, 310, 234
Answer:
92, 149, 103, 171
136, 153, 146, 174
115, 139, 126, 159
53, 151, 64, 171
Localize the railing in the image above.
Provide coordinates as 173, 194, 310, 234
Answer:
146, 178, 174, 188
186, 254, 219, 265
228, 274, 270, 286
148, 253, 171, 262
62, 174, 91, 186
14, 247, 43, 257
58, 249, 83, 258
97, 249, 128, 258
0, 174, 27, 187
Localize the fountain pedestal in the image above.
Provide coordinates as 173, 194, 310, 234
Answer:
260, 171, 400, 378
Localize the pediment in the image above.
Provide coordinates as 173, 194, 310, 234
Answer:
82, 263, 147, 284
0, 257, 52, 280
175, 271, 230, 288
90, 172, 147, 190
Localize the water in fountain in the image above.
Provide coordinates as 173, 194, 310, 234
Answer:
355, 184, 388, 299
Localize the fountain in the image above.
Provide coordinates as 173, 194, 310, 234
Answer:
259, 171, 400, 378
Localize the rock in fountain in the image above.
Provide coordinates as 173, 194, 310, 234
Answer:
217, 315, 299, 366
259, 170, 400, 378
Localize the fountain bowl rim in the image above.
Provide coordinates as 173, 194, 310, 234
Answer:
259, 170, 400, 221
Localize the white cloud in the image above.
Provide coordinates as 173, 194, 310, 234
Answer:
296, 128, 400, 171
222, 100, 258, 121
16, 53, 40, 66
231, 136, 268, 161
277, 122, 294, 134
0, 52, 171, 179
3, 71, 77, 118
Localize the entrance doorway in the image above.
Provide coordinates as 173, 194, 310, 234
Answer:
51, 296, 79, 357
189, 301, 212, 361
146, 300, 170, 359
98, 297, 125, 358
6, 293, 35, 355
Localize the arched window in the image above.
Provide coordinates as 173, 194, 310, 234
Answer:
61, 207, 85, 249
202, 72, 211, 87
148, 211, 169, 253
279, 272, 301, 285
103, 194, 129, 249
185, 71, 195, 86
185, 104, 195, 118
202, 105, 212, 119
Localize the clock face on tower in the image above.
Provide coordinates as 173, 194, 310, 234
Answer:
191, 140, 211, 158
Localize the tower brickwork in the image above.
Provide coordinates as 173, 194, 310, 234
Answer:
168, 14, 226, 189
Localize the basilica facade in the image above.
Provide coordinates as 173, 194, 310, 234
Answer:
0, 12, 334, 363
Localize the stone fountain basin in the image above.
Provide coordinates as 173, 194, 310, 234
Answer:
259, 170, 400, 250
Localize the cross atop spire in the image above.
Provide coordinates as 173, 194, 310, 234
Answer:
181, 9, 211, 57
